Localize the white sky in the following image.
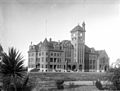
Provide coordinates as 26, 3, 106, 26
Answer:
0, 0, 120, 66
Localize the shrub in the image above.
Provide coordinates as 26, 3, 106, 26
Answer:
30, 68, 39, 72
109, 67, 120, 90
56, 80, 64, 89
69, 82, 75, 88
95, 79, 103, 90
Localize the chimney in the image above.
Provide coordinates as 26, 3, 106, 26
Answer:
31, 41, 32, 45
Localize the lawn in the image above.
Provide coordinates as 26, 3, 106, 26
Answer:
29, 72, 112, 91
29, 72, 111, 81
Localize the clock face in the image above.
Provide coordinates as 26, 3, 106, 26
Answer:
73, 33, 75, 37
80, 33, 82, 37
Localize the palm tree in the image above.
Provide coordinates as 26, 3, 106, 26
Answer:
0, 47, 26, 91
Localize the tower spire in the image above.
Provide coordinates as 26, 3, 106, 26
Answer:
31, 41, 32, 45
82, 21, 85, 30
44, 18, 47, 39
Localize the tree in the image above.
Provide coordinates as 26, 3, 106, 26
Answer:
108, 59, 120, 90
0, 47, 26, 91
109, 67, 120, 90
112, 59, 120, 68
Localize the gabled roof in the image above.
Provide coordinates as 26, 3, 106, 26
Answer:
41, 38, 49, 47
85, 45, 99, 55
97, 50, 109, 58
37, 41, 42, 46
85, 45, 91, 53
71, 24, 85, 33
61, 40, 74, 48
50, 41, 58, 46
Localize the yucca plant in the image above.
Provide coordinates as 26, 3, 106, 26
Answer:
0, 47, 26, 91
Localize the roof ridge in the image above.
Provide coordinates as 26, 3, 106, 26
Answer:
71, 24, 85, 33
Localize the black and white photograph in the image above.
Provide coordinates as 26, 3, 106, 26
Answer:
0, 0, 120, 91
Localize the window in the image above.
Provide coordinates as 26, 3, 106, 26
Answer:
32, 53, 34, 56
102, 60, 105, 64
57, 58, 59, 62
54, 53, 56, 56
0, 57, 2, 60
46, 65, 48, 68
29, 58, 30, 63
42, 65, 44, 68
74, 53, 76, 57
93, 65, 95, 69
36, 58, 40, 63
93, 60, 95, 64
29, 64, 35, 68
89, 60, 92, 64
60, 53, 62, 56
74, 37, 76, 40
69, 59, 71, 63
36, 52, 38, 56
50, 58, 53, 62
89, 65, 92, 69
42, 52, 44, 56
51, 52, 53, 56
54, 58, 56, 62
42, 57, 44, 62
57, 53, 59, 56
46, 52, 48, 56
46, 58, 48, 62
59, 59, 61, 62
72, 38, 74, 41
30, 58, 34, 62
29, 53, 31, 56
39, 52, 41, 56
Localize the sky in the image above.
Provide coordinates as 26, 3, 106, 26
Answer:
0, 0, 120, 66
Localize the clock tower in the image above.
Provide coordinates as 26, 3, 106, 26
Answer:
71, 22, 86, 71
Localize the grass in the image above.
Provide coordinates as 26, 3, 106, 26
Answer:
29, 72, 111, 81
29, 72, 112, 91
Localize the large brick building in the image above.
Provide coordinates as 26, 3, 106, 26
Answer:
28, 22, 109, 72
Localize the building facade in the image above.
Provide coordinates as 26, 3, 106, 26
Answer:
28, 22, 109, 72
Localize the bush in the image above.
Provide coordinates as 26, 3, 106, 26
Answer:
30, 68, 39, 72
69, 82, 75, 88
109, 67, 120, 90
56, 80, 64, 89
95, 79, 103, 90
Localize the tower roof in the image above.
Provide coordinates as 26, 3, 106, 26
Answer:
71, 24, 85, 33
42, 38, 49, 46
0, 44, 3, 55
0, 44, 3, 52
